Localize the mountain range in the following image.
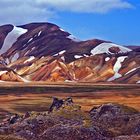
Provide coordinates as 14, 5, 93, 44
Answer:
0, 22, 140, 84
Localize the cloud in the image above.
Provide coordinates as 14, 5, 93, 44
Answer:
0, 0, 54, 25
35, 0, 133, 13
0, 0, 133, 25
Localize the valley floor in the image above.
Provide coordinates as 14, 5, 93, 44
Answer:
0, 82, 139, 115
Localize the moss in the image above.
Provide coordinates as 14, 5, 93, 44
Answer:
52, 105, 82, 119
82, 119, 92, 128
114, 103, 139, 114
119, 105, 139, 114
52, 104, 93, 127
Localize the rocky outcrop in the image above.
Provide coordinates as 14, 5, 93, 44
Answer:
0, 98, 140, 140
90, 103, 140, 137
48, 97, 73, 113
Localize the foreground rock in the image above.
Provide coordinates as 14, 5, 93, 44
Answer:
0, 98, 140, 140
90, 103, 140, 137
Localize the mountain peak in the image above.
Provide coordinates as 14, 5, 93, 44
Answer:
0, 22, 139, 83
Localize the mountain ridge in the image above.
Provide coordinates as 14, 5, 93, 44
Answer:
0, 22, 140, 83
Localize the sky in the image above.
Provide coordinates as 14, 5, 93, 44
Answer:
0, 0, 140, 45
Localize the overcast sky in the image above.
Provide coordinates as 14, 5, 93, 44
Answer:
0, 0, 140, 45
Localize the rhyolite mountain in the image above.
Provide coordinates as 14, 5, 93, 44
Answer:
0, 22, 140, 83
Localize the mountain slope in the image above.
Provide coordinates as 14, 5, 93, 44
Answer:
0, 22, 140, 83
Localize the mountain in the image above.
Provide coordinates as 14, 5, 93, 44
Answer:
0, 22, 140, 83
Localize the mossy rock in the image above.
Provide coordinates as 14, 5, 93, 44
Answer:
117, 104, 139, 114
90, 103, 139, 117
52, 104, 92, 123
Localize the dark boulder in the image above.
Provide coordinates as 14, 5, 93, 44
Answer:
48, 97, 74, 113
48, 97, 64, 112
9, 114, 20, 124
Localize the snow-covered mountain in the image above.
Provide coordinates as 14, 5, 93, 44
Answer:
0, 22, 140, 83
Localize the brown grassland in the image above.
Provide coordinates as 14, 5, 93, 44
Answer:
0, 82, 140, 116
0, 82, 140, 139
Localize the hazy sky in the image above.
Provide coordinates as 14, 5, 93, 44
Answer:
0, 0, 140, 45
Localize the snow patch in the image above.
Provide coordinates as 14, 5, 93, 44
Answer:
0, 26, 28, 55
60, 28, 65, 32
17, 75, 30, 82
27, 38, 33, 43
0, 71, 7, 76
38, 31, 42, 36
41, 56, 45, 59
91, 43, 131, 56
83, 54, 89, 57
24, 56, 35, 63
105, 57, 110, 62
108, 56, 128, 81
53, 50, 66, 56
53, 53, 58, 57
0, 80, 5, 82
74, 55, 83, 59
59, 50, 66, 55
11, 53, 19, 62
137, 80, 140, 84
67, 35, 80, 42
65, 80, 76, 83
125, 67, 140, 75
61, 56, 65, 61
31, 47, 36, 51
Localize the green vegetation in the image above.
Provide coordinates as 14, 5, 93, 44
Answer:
52, 104, 92, 127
